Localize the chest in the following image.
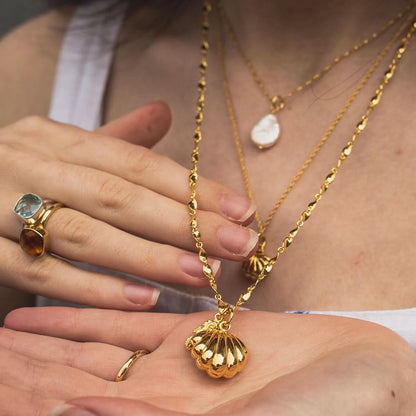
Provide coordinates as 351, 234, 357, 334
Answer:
103, 39, 416, 311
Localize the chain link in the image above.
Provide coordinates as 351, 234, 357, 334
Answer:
189, 0, 416, 318
216, 4, 416, 238
218, 0, 415, 112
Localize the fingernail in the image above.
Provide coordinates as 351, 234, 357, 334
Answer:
222, 193, 256, 222
218, 225, 258, 256
179, 254, 221, 279
48, 404, 97, 416
124, 285, 160, 306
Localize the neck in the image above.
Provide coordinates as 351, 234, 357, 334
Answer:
119, 0, 413, 95
222, 0, 411, 46
217, 0, 412, 80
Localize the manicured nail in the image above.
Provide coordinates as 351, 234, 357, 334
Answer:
124, 284, 160, 306
218, 225, 258, 256
48, 404, 97, 416
222, 193, 256, 222
179, 253, 221, 279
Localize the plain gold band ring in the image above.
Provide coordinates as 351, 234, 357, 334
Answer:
115, 349, 149, 382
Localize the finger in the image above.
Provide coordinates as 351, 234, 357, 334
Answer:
50, 398, 189, 416
3, 117, 255, 223
0, 384, 60, 416
0, 346, 110, 401
3, 195, 225, 286
5, 307, 184, 351
0, 238, 161, 310
0, 327, 133, 381
97, 100, 172, 147
3, 151, 257, 260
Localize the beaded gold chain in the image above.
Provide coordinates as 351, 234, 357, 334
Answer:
215, 4, 416, 280
185, 0, 416, 379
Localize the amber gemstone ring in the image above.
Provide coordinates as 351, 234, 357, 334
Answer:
14, 194, 63, 257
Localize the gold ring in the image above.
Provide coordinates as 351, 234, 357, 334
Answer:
14, 194, 64, 257
115, 349, 149, 382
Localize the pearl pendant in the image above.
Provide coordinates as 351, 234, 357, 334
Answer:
251, 113, 280, 149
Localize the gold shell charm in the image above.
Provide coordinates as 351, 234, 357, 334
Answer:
242, 241, 272, 280
185, 320, 248, 378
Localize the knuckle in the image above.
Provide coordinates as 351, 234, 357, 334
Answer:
66, 130, 88, 149
0, 142, 16, 160
25, 257, 56, 284
0, 116, 54, 146
136, 244, 156, 273
24, 355, 46, 382
82, 274, 103, 300
0, 143, 52, 174
0, 329, 16, 352
0, 126, 15, 143
109, 313, 126, 343
12, 115, 50, 133
64, 341, 83, 368
126, 146, 160, 177
67, 308, 83, 332
96, 176, 132, 211
58, 211, 93, 248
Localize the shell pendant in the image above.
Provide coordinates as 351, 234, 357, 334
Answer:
242, 241, 273, 280
186, 319, 248, 378
251, 113, 280, 149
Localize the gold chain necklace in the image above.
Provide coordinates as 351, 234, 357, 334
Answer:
215, 5, 416, 280
217, 0, 415, 149
186, 0, 415, 379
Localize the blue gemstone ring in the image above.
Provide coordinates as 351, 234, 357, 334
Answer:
14, 193, 47, 223
14, 194, 64, 257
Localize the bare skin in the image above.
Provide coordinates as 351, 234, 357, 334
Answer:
1, 306, 415, 415
0, 0, 415, 319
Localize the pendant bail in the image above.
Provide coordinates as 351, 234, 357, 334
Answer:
215, 303, 234, 328
271, 95, 285, 113
257, 236, 267, 253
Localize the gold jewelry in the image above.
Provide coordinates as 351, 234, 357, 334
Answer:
115, 349, 149, 382
215, 5, 416, 280
186, 0, 415, 378
14, 194, 64, 257
14, 193, 48, 223
218, 0, 415, 149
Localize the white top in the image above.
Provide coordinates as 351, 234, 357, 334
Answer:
45, 0, 416, 350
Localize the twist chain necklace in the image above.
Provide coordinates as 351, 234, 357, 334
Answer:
218, 0, 415, 149
185, 0, 416, 379
215, 4, 416, 280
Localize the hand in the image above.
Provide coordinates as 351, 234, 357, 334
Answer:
1, 307, 415, 415
0, 102, 257, 310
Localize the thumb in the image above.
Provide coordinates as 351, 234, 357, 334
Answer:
97, 100, 172, 148
49, 398, 189, 416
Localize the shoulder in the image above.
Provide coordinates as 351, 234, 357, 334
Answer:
0, 7, 76, 126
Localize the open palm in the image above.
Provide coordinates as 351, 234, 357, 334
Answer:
1, 307, 415, 415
